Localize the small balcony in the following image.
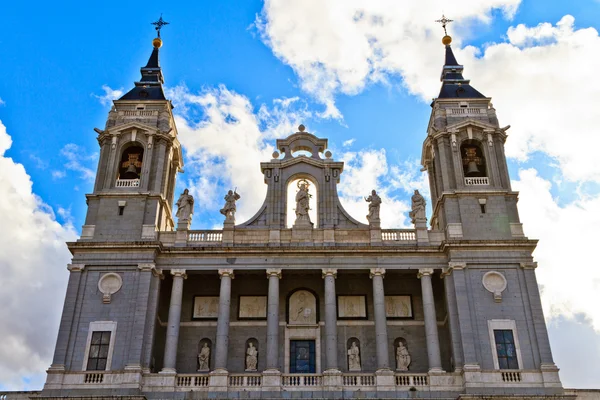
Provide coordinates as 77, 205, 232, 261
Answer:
115, 178, 140, 188
464, 177, 489, 186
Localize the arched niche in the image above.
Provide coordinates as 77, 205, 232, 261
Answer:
346, 337, 361, 372
197, 338, 212, 372
117, 143, 144, 180
245, 338, 259, 371
394, 337, 411, 372
287, 288, 318, 325
460, 140, 487, 178
286, 175, 319, 228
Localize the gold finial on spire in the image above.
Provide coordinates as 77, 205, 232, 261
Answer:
151, 14, 169, 48
435, 14, 454, 45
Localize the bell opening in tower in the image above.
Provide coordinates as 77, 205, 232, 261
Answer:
118, 145, 144, 180
460, 140, 487, 178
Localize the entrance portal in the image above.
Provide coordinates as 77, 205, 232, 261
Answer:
289, 340, 316, 373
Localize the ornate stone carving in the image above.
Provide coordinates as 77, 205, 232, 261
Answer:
266, 268, 282, 279
288, 290, 317, 325
396, 341, 411, 371
98, 273, 123, 304
417, 268, 434, 279
239, 296, 267, 319
369, 268, 386, 279
409, 190, 426, 224
365, 190, 382, 225
198, 342, 211, 371
338, 296, 366, 318
245, 342, 258, 371
175, 189, 194, 222
321, 268, 337, 278
385, 296, 413, 318
218, 269, 235, 279
220, 189, 240, 223
347, 341, 361, 372
482, 271, 507, 303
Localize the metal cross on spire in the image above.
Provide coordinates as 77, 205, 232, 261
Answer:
435, 14, 453, 36
151, 14, 170, 38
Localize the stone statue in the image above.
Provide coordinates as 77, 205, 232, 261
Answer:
245, 342, 258, 371
176, 189, 194, 222
294, 181, 312, 226
396, 342, 411, 371
198, 342, 210, 371
347, 341, 361, 371
365, 190, 382, 224
409, 189, 426, 224
220, 189, 241, 222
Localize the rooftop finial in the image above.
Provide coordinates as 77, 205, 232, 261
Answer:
435, 14, 454, 45
151, 14, 170, 48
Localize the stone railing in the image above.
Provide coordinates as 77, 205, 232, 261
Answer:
188, 231, 223, 242
464, 177, 489, 186
176, 374, 209, 387
228, 374, 262, 387
395, 373, 428, 386
282, 374, 322, 387
115, 178, 140, 188
382, 229, 416, 241
449, 107, 484, 115
501, 371, 522, 382
342, 373, 376, 387
83, 372, 104, 384
120, 110, 158, 117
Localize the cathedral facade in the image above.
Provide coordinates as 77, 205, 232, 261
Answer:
37, 30, 571, 400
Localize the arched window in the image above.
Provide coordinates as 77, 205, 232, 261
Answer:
286, 177, 318, 228
118, 145, 144, 180
460, 140, 487, 178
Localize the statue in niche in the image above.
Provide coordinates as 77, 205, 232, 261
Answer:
220, 189, 241, 223
294, 180, 313, 226
365, 190, 382, 223
245, 342, 258, 371
347, 341, 361, 372
409, 189, 426, 224
198, 342, 210, 371
396, 341, 411, 371
176, 189, 194, 222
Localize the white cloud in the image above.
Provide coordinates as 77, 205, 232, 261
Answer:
513, 169, 600, 331
0, 97, 5, 106
342, 138, 356, 147
0, 120, 77, 389
167, 85, 312, 222
59, 143, 97, 182
51, 170, 66, 179
256, 0, 521, 118
92, 85, 124, 106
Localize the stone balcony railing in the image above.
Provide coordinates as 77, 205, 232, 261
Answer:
448, 107, 485, 116
464, 177, 489, 186
115, 178, 140, 188
43, 370, 563, 394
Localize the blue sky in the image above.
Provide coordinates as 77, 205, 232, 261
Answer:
1, 0, 600, 390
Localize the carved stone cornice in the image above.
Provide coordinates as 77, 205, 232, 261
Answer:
369, 268, 385, 279
266, 268, 282, 279
321, 268, 338, 279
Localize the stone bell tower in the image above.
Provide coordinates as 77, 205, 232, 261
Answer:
421, 33, 523, 241
81, 33, 183, 242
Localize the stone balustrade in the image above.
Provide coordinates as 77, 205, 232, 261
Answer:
342, 373, 376, 387
395, 373, 428, 386
115, 178, 140, 188
228, 374, 262, 387
175, 374, 209, 387
188, 231, 223, 242
464, 177, 489, 186
282, 374, 322, 387
119, 110, 159, 117
382, 229, 416, 241
448, 107, 485, 115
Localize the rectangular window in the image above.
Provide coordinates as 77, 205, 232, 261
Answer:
494, 329, 519, 369
86, 331, 111, 371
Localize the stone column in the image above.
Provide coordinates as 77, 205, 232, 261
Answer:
49, 264, 85, 372
370, 268, 390, 370
441, 268, 464, 372
161, 269, 187, 373
265, 269, 282, 371
418, 268, 443, 373
214, 269, 234, 371
322, 268, 339, 372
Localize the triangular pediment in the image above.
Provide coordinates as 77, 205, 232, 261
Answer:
109, 121, 160, 135
446, 118, 497, 132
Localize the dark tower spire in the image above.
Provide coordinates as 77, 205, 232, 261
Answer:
120, 17, 169, 101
